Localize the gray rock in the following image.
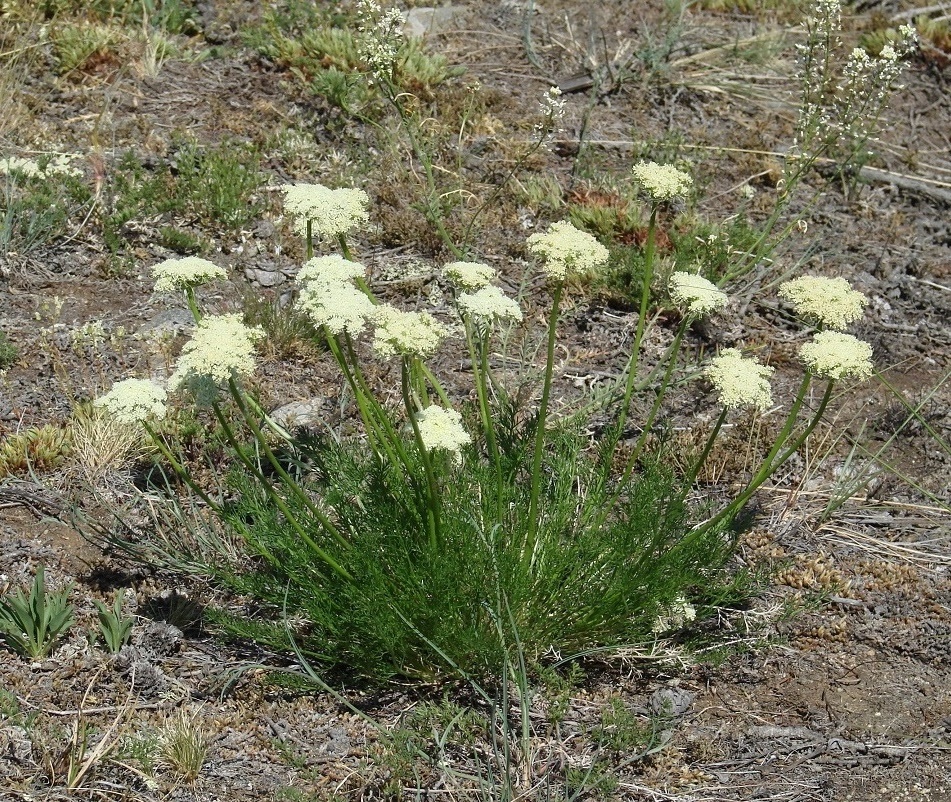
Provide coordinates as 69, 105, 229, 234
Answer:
138, 308, 194, 337
270, 398, 324, 429
245, 267, 286, 288
403, 6, 464, 38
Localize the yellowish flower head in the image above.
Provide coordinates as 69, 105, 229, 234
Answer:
526, 221, 609, 281
170, 314, 265, 388
778, 276, 868, 330
705, 349, 774, 411
297, 282, 375, 335
799, 331, 873, 380
457, 285, 523, 328
631, 161, 692, 202
442, 261, 497, 291
0, 154, 82, 179
372, 305, 448, 359
152, 256, 227, 293
296, 254, 366, 287
669, 272, 728, 316
282, 183, 369, 239
416, 405, 471, 458
94, 378, 167, 424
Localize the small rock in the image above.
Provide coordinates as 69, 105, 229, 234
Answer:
403, 6, 464, 38
0, 726, 33, 763
246, 267, 286, 288
270, 399, 324, 429
138, 308, 194, 338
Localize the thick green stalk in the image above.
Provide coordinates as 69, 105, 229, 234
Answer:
524, 281, 564, 559
184, 288, 201, 324
306, 220, 314, 260
401, 359, 441, 549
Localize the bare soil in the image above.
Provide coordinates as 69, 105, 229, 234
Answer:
1, 1, 950, 799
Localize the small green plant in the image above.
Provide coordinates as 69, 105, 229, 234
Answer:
93, 590, 134, 654
160, 707, 211, 783
0, 566, 74, 660
0, 331, 18, 369
1, 159, 92, 255
0, 424, 73, 478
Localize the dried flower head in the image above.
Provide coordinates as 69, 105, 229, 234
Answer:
282, 183, 369, 239
526, 221, 609, 281
669, 272, 728, 316
631, 161, 692, 202
297, 282, 375, 335
457, 285, 523, 328
778, 275, 868, 330
372, 305, 448, 359
705, 349, 774, 411
95, 378, 167, 424
442, 261, 496, 291
415, 405, 471, 458
152, 257, 227, 293
652, 595, 697, 633
799, 331, 873, 380
296, 254, 367, 287
170, 314, 265, 388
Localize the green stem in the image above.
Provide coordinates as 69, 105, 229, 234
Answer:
525, 281, 564, 559
184, 288, 201, 324
683, 406, 728, 489
336, 233, 353, 262
212, 397, 352, 582
616, 206, 658, 437
306, 220, 314, 260
693, 374, 830, 540
464, 317, 504, 520
226, 379, 351, 554
401, 359, 441, 549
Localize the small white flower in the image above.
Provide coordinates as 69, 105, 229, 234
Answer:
415, 405, 471, 458
526, 221, 609, 281
799, 331, 873, 380
170, 314, 265, 388
779, 275, 868, 331
669, 272, 728, 316
297, 282, 375, 335
95, 378, 167, 424
152, 257, 227, 293
705, 349, 774, 411
372, 305, 448, 359
539, 86, 566, 118
442, 261, 496, 291
631, 161, 692, 202
457, 285, 523, 328
652, 595, 697, 633
282, 183, 369, 239
296, 254, 367, 287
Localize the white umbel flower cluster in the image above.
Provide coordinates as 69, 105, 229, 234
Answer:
296, 254, 367, 287
778, 276, 868, 330
442, 261, 496, 291
282, 183, 369, 239
415, 405, 471, 458
652, 595, 697, 633
170, 314, 265, 388
705, 349, 774, 411
372, 305, 448, 359
631, 161, 692, 202
526, 221, 609, 281
799, 331, 873, 380
152, 256, 227, 293
457, 285, 522, 328
95, 378, 168, 424
298, 283, 376, 335
669, 272, 729, 316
